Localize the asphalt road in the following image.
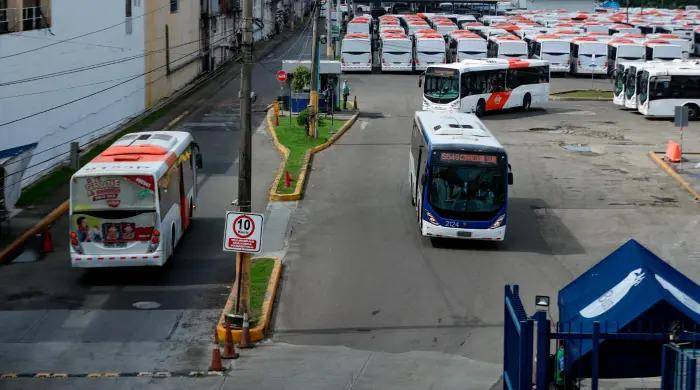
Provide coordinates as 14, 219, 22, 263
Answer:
271, 72, 700, 387
0, 25, 313, 378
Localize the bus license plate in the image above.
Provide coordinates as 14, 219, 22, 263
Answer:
457, 231, 472, 238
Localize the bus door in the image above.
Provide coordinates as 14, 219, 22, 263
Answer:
178, 163, 189, 231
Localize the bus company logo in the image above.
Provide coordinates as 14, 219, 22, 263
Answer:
85, 177, 121, 204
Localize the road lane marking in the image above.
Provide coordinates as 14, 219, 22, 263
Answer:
164, 110, 190, 130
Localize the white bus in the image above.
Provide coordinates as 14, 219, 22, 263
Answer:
570, 37, 608, 75
414, 31, 446, 71
430, 18, 458, 36
447, 31, 487, 62
607, 38, 645, 72
347, 16, 372, 35
379, 31, 413, 72
530, 34, 571, 73
487, 35, 528, 59
610, 25, 641, 35
647, 33, 692, 59
637, 64, 700, 119
644, 39, 683, 61
409, 111, 513, 241
613, 61, 636, 106
624, 61, 665, 109
341, 33, 372, 72
421, 58, 550, 116
69, 131, 202, 267
406, 20, 431, 36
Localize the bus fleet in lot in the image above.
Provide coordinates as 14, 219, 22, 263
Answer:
341, 7, 700, 76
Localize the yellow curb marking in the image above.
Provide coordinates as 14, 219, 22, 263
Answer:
648, 151, 700, 202
1, 373, 18, 379
137, 372, 153, 377
35, 373, 51, 378
165, 110, 190, 130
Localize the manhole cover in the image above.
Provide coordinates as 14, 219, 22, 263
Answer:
132, 301, 161, 310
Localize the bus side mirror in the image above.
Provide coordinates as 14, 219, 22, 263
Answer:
195, 154, 203, 169
508, 172, 513, 186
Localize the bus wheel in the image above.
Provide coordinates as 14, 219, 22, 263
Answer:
475, 100, 486, 117
523, 94, 532, 111
686, 104, 699, 120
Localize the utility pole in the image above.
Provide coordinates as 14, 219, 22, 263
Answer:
308, 0, 321, 138
326, 0, 333, 58
236, 0, 253, 317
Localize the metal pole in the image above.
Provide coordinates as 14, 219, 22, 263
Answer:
235, 0, 254, 317
70, 142, 80, 170
591, 322, 600, 390
534, 311, 551, 390
309, 0, 321, 138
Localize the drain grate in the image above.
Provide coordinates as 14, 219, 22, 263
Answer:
359, 112, 385, 119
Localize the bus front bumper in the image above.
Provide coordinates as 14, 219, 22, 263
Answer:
421, 223, 506, 241
341, 64, 372, 72
71, 251, 165, 268
381, 63, 413, 72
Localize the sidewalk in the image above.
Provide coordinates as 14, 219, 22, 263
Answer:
0, 28, 300, 261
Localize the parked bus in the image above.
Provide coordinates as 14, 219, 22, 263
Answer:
570, 37, 608, 75
379, 31, 413, 72
647, 33, 692, 58
607, 38, 645, 72
609, 25, 641, 36
637, 63, 700, 119
447, 31, 487, 62
530, 34, 571, 73
409, 111, 513, 241
644, 39, 683, 61
624, 61, 665, 109
347, 16, 372, 35
421, 58, 550, 116
69, 131, 202, 267
487, 35, 528, 59
341, 33, 372, 72
431, 18, 458, 36
613, 61, 636, 106
406, 20, 431, 36
695, 27, 700, 55
414, 31, 447, 71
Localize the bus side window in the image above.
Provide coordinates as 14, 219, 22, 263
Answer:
182, 152, 194, 197
460, 72, 471, 97
158, 166, 181, 218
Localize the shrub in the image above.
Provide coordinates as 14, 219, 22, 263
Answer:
291, 66, 311, 92
297, 108, 310, 127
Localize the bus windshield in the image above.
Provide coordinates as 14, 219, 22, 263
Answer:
638, 71, 650, 104
625, 68, 638, 99
428, 152, 506, 219
614, 68, 626, 95
424, 68, 460, 104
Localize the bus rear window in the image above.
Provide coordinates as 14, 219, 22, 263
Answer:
72, 175, 156, 212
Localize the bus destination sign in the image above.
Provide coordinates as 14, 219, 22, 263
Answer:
439, 152, 498, 165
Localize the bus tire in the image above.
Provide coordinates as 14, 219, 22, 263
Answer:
686, 104, 699, 120
523, 94, 532, 111
475, 99, 486, 117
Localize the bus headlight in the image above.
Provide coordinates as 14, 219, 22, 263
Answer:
425, 211, 439, 225
490, 214, 505, 229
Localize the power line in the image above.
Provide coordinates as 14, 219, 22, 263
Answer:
0, 31, 236, 128
0, 3, 170, 60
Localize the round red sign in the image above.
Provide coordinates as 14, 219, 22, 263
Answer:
232, 215, 255, 239
276, 70, 287, 82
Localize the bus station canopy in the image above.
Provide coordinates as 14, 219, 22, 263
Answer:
558, 239, 700, 377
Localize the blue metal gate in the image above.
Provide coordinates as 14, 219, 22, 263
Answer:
662, 344, 699, 390
503, 285, 533, 390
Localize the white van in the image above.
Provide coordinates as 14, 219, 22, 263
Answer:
341, 33, 372, 72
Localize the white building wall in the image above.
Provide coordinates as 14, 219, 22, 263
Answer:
0, 0, 146, 191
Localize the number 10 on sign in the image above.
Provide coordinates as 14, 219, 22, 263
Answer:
223, 211, 264, 253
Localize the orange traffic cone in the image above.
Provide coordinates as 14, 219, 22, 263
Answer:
284, 171, 293, 188
665, 140, 682, 163
222, 322, 239, 359
209, 346, 223, 371
239, 313, 254, 349
42, 229, 54, 253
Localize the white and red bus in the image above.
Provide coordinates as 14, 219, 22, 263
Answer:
421, 58, 550, 116
414, 30, 446, 71
607, 38, 645, 72
347, 16, 371, 35
447, 30, 487, 62
69, 131, 202, 267
644, 39, 683, 61
379, 31, 413, 72
529, 34, 571, 73
570, 37, 608, 75
487, 34, 528, 59
341, 33, 372, 72
647, 33, 692, 58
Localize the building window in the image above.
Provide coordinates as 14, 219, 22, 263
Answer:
170, 0, 178, 13
1, 0, 51, 34
125, 0, 131, 17
0, 0, 8, 34
22, 0, 46, 31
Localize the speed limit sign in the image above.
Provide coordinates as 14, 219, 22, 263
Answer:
223, 211, 264, 253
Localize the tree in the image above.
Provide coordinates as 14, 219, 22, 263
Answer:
291, 66, 311, 92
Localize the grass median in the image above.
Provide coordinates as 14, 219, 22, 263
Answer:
249, 258, 275, 325
273, 115, 346, 194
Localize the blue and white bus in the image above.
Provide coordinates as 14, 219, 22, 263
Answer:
409, 111, 513, 241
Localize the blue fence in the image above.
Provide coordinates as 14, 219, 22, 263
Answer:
503, 285, 533, 390
662, 344, 699, 390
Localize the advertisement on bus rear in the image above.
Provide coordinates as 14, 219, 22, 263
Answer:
71, 175, 156, 211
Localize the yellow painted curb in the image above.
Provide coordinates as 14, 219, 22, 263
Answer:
266, 109, 360, 201
648, 151, 700, 202
215, 258, 282, 344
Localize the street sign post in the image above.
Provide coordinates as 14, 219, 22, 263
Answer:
675, 105, 689, 128
223, 211, 264, 253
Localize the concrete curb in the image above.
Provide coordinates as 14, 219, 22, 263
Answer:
648, 151, 700, 202
267, 109, 360, 201
215, 258, 282, 344
0, 201, 68, 264
550, 89, 612, 101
